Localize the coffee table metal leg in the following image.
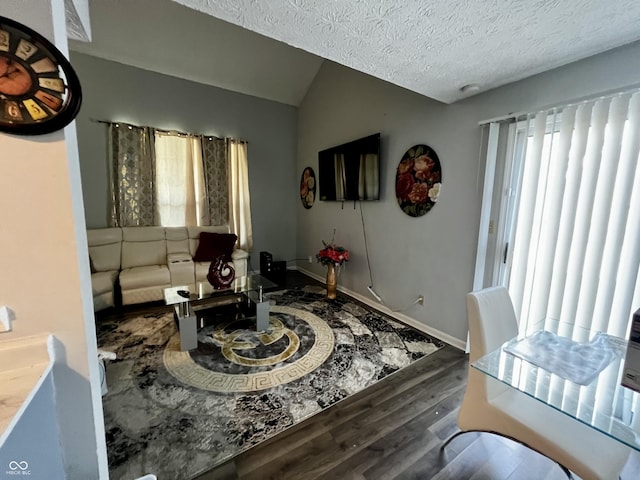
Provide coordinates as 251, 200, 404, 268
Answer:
255, 298, 270, 331
244, 289, 270, 331
174, 303, 197, 351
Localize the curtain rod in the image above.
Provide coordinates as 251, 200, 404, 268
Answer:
88, 118, 248, 143
477, 83, 640, 126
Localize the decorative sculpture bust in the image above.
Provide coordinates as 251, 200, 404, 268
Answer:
207, 256, 235, 289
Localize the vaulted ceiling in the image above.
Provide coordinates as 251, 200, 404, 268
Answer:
69, 0, 640, 106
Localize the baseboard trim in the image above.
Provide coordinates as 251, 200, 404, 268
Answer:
293, 266, 466, 351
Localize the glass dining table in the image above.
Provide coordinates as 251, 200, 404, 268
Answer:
472, 319, 640, 451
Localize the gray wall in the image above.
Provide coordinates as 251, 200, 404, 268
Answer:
297, 41, 640, 345
71, 38, 640, 346
72, 52, 299, 264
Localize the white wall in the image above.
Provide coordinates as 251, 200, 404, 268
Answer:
72, 53, 299, 264
0, 2, 106, 478
1, 371, 66, 479
297, 40, 640, 346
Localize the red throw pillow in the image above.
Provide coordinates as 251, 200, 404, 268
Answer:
193, 232, 238, 262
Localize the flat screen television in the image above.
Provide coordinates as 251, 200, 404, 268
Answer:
318, 133, 381, 201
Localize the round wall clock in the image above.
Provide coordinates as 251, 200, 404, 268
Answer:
395, 144, 442, 217
0, 16, 82, 135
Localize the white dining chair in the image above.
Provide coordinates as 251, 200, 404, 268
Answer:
443, 286, 630, 480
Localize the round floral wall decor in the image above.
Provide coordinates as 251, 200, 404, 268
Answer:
300, 167, 316, 209
395, 144, 442, 217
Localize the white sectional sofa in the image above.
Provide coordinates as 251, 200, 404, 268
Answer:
87, 225, 248, 311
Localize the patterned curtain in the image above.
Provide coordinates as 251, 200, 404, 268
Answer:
108, 123, 156, 226
201, 135, 229, 226
228, 139, 253, 252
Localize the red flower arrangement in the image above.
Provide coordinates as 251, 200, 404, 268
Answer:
317, 241, 349, 266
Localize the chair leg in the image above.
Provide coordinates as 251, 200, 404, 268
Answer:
559, 465, 573, 479
440, 430, 468, 451
441, 429, 574, 479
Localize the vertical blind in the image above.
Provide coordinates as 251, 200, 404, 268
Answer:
483, 91, 640, 429
488, 91, 640, 339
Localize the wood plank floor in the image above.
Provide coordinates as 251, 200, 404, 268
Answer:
98, 271, 640, 479
195, 343, 640, 480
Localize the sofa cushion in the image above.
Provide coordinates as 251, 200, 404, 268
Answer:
165, 227, 189, 254
194, 261, 210, 283
87, 227, 123, 247
167, 252, 193, 263
121, 227, 167, 269
91, 271, 118, 296
119, 265, 171, 290
121, 226, 166, 242
193, 232, 237, 262
187, 226, 230, 256
87, 228, 122, 272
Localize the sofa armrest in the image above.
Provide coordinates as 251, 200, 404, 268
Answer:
168, 252, 193, 263
167, 253, 195, 287
87, 228, 123, 272
231, 249, 248, 278
231, 249, 249, 261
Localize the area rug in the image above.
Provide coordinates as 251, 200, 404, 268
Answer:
97, 285, 445, 480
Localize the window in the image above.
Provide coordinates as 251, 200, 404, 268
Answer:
154, 132, 208, 227
108, 123, 253, 251
478, 91, 640, 339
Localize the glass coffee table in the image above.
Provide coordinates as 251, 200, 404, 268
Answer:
163, 274, 277, 351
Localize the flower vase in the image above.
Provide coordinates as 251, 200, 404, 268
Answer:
326, 263, 337, 300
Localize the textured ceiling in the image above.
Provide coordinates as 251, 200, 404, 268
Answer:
69, 0, 323, 106
174, 0, 640, 103
64, 0, 91, 42
70, 0, 640, 105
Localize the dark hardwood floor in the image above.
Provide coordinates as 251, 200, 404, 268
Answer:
195, 339, 639, 480
98, 270, 640, 480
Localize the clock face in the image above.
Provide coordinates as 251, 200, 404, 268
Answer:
0, 16, 81, 135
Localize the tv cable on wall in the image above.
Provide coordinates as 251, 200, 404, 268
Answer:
360, 201, 424, 311
359, 200, 383, 303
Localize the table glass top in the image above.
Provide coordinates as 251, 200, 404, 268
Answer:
164, 274, 277, 305
472, 319, 640, 451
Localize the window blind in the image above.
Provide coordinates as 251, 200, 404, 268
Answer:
483, 90, 640, 340
485, 91, 640, 425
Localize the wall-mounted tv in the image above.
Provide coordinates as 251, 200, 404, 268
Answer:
318, 133, 381, 201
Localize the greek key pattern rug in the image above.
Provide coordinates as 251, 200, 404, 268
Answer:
97, 286, 444, 480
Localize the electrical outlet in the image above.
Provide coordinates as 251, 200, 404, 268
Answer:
308, 255, 313, 263
418, 295, 424, 306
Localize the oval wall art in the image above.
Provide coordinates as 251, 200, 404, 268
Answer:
300, 166, 316, 209
395, 144, 442, 217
